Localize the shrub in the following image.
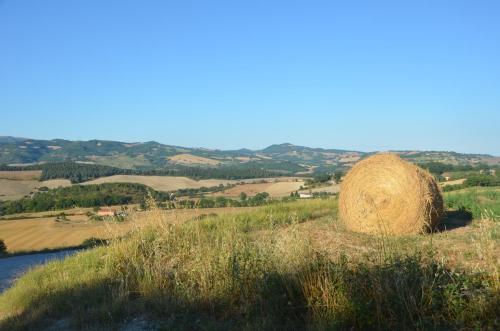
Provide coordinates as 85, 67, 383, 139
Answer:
81, 237, 108, 248
0, 239, 6, 255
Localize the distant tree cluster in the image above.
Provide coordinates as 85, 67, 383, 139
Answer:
0, 183, 169, 215
227, 160, 306, 173
161, 165, 288, 180
443, 174, 500, 192
310, 173, 331, 184
170, 192, 272, 209
304, 171, 343, 188
175, 184, 234, 197
38, 162, 127, 183
418, 162, 494, 176
464, 174, 500, 187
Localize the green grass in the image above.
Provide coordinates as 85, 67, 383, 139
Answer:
0, 197, 499, 330
445, 187, 500, 219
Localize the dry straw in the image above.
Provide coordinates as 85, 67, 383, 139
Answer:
339, 153, 444, 235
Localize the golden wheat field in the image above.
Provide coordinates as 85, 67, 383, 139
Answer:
81, 175, 236, 191
0, 179, 71, 201
210, 180, 305, 197
167, 153, 222, 165
299, 183, 340, 194
0, 207, 253, 252
81, 175, 305, 194
0, 171, 42, 181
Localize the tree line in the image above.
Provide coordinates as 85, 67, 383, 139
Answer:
0, 162, 289, 183
0, 183, 169, 215
0, 180, 300, 215
419, 162, 496, 176
171, 192, 273, 209
442, 174, 500, 192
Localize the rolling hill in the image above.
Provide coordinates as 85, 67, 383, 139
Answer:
1, 137, 499, 173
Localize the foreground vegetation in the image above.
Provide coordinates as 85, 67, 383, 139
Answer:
0, 194, 498, 330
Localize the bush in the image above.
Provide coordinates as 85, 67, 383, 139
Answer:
81, 237, 108, 248
0, 239, 6, 255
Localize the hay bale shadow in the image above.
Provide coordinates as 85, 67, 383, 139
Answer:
437, 209, 473, 232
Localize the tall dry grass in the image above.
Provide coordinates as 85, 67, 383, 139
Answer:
0, 197, 498, 330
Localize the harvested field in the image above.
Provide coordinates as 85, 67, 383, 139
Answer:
0, 179, 71, 201
0, 171, 41, 181
0, 179, 38, 200
441, 178, 466, 186
0, 207, 253, 252
168, 153, 221, 165
0, 205, 137, 220
339, 155, 361, 163
81, 175, 301, 192
299, 183, 340, 194
40, 179, 72, 189
87, 155, 151, 169
82, 175, 235, 191
212, 180, 304, 197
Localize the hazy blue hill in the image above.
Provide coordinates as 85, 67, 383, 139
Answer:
0, 136, 28, 143
260, 143, 355, 155
0, 137, 498, 170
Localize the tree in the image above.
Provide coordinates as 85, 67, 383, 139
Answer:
333, 171, 344, 183
0, 239, 7, 255
313, 173, 331, 183
250, 192, 269, 205
215, 196, 228, 208
239, 192, 247, 201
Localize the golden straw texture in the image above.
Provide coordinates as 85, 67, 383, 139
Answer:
339, 153, 443, 235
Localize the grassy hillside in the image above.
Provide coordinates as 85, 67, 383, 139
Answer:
0, 194, 498, 330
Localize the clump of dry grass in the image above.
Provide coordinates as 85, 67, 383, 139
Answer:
339, 153, 444, 235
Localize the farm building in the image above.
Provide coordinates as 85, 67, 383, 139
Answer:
97, 208, 117, 217
442, 172, 452, 181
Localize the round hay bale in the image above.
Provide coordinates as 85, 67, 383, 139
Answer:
339, 153, 443, 235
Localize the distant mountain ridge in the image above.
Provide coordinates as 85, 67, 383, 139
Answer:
0, 137, 498, 171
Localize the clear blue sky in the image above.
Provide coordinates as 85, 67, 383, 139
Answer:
1, 1, 499, 155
